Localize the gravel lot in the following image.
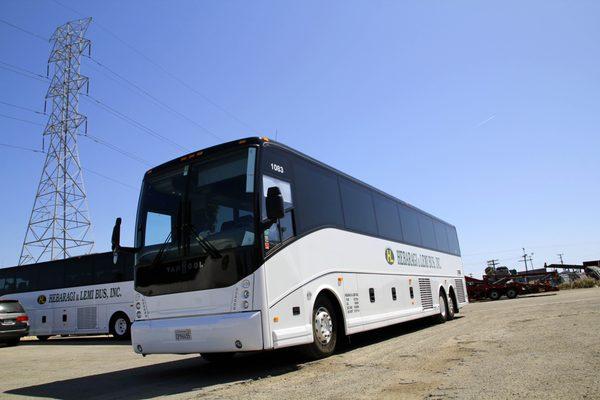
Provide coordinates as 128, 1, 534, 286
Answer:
1, 288, 599, 400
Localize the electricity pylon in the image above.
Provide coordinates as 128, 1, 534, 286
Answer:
19, 18, 94, 265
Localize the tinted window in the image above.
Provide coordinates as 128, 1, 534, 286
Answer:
0, 268, 15, 296
294, 158, 344, 232
447, 225, 461, 256
0, 301, 24, 313
398, 204, 421, 246
14, 266, 39, 293
434, 221, 450, 253
373, 193, 402, 241
419, 214, 437, 249
36, 263, 64, 291
64, 257, 94, 288
339, 179, 378, 235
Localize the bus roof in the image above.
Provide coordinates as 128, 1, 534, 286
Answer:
145, 137, 456, 229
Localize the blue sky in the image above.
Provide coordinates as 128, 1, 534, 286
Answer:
0, 1, 598, 276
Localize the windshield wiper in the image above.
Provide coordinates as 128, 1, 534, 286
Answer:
150, 230, 173, 266
185, 223, 222, 259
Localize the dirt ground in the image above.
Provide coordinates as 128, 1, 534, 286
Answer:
1, 288, 599, 400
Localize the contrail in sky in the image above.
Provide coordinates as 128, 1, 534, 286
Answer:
476, 114, 496, 128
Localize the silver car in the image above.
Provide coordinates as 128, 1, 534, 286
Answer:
0, 300, 29, 346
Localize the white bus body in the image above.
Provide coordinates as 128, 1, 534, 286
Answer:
128, 138, 467, 357
0, 253, 135, 339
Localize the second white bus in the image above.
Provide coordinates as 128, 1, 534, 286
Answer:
0, 252, 135, 340
114, 137, 467, 360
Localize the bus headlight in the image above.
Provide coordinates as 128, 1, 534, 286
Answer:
136, 311, 142, 319
135, 302, 141, 310
243, 300, 249, 309
242, 290, 250, 299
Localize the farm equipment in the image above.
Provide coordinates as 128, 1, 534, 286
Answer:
465, 271, 559, 301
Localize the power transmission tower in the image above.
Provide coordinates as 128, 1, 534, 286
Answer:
19, 18, 94, 265
519, 247, 534, 274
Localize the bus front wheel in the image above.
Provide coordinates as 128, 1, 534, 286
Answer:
110, 313, 131, 340
304, 295, 338, 359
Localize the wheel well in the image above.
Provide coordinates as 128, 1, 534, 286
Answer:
448, 286, 459, 313
315, 289, 346, 337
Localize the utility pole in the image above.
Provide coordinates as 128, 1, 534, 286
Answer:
558, 253, 564, 272
487, 259, 500, 273
19, 18, 94, 265
520, 248, 529, 273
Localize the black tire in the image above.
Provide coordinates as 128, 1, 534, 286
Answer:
506, 288, 518, 299
37, 335, 50, 342
447, 293, 456, 320
436, 293, 449, 323
201, 352, 235, 363
489, 290, 501, 301
109, 313, 131, 340
303, 295, 338, 359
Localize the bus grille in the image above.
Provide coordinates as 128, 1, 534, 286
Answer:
77, 307, 97, 329
418, 278, 433, 309
455, 279, 466, 303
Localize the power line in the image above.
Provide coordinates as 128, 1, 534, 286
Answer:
85, 55, 222, 141
79, 133, 152, 166
82, 167, 136, 190
0, 142, 44, 153
0, 60, 48, 80
81, 93, 189, 152
0, 141, 137, 190
52, 0, 257, 134
0, 112, 45, 126
0, 18, 48, 42
0, 100, 46, 115
0, 64, 48, 83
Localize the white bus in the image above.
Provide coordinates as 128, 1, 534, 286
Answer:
113, 137, 467, 360
0, 252, 135, 340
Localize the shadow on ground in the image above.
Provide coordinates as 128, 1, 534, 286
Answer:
6, 316, 452, 399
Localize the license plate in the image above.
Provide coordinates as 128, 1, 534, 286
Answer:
1, 319, 15, 326
175, 329, 192, 341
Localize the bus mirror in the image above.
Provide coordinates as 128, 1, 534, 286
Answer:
111, 217, 122, 253
266, 186, 285, 221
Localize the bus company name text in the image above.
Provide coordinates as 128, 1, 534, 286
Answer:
48, 287, 122, 304
396, 251, 441, 269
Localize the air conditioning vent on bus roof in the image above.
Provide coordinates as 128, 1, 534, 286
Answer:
455, 279, 466, 303
418, 278, 433, 310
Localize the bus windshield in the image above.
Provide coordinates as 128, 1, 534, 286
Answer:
135, 147, 259, 296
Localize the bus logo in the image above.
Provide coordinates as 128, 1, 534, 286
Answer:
37, 295, 47, 305
385, 248, 395, 265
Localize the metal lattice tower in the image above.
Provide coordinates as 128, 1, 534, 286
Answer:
19, 18, 94, 265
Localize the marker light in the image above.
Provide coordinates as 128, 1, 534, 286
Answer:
135, 302, 141, 310
273, 316, 279, 323
136, 311, 142, 319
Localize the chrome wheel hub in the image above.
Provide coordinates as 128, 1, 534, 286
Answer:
115, 318, 127, 336
314, 307, 333, 345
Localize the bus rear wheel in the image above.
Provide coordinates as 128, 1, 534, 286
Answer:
110, 313, 131, 340
37, 335, 50, 342
304, 295, 338, 359
436, 293, 449, 323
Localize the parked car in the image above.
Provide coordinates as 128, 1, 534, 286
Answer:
0, 300, 29, 346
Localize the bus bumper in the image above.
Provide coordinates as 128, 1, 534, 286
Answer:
131, 311, 263, 355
